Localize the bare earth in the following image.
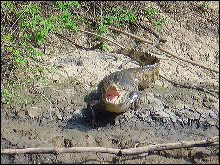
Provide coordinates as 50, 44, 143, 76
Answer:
1, 1, 219, 164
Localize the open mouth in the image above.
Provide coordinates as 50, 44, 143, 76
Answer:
105, 86, 121, 102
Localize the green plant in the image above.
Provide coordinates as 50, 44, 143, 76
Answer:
1, 89, 13, 104
112, 6, 123, 14
152, 18, 167, 29
100, 15, 117, 24
143, 7, 158, 17
1, 2, 63, 105
75, 15, 86, 23
52, 1, 80, 31
95, 23, 109, 34
5, 46, 28, 67
51, 1, 80, 12
116, 8, 137, 25
101, 6, 137, 26
1, 1, 169, 107
17, 4, 58, 46
1, 1, 15, 12
143, 7, 166, 29
99, 43, 109, 51
96, 6, 137, 36
201, 1, 210, 8
25, 47, 43, 61
1, 1, 81, 72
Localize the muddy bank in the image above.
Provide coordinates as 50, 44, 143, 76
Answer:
1, 1, 219, 164
1, 49, 219, 164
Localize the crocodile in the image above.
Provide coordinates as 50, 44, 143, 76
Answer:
88, 48, 160, 127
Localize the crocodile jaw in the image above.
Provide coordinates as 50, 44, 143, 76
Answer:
105, 86, 121, 103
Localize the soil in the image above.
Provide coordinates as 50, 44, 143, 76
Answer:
1, 1, 219, 164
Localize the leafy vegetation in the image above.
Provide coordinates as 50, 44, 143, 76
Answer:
143, 7, 167, 29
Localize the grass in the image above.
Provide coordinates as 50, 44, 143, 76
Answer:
143, 7, 167, 29
1, 1, 167, 106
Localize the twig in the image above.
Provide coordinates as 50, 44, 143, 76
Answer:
55, 28, 219, 95
10, 1, 32, 34
1, 136, 218, 155
77, 29, 126, 49
157, 46, 219, 73
108, 27, 154, 45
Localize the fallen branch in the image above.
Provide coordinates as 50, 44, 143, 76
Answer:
157, 46, 219, 73
77, 29, 126, 49
108, 26, 154, 45
54, 28, 219, 96
1, 136, 218, 155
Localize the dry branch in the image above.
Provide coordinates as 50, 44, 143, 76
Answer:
157, 46, 219, 73
108, 27, 154, 45
77, 29, 126, 49
1, 136, 219, 155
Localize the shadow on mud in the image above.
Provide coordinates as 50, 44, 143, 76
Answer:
64, 91, 121, 131
64, 107, 121, 131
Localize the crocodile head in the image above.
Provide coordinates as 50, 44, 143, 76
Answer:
97, 71, 139, 113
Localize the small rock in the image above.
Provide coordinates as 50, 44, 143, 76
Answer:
16, 110, 26, 118
55, 111, 63, 120
158, 111, 170, 118
26, 107, 42, 118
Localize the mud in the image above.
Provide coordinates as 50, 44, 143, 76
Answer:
1, 1, 219, 164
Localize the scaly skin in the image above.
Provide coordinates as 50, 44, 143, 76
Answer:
89, 48, 160, 126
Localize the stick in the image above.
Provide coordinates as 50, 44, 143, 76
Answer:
157, 46, 219, 73
122, 136, 219, 155
108, 27, 154, 45
1, 147, 120, 155
1, 136, 218, 155
77, 29, 126, 49
55, 28, 219, 95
